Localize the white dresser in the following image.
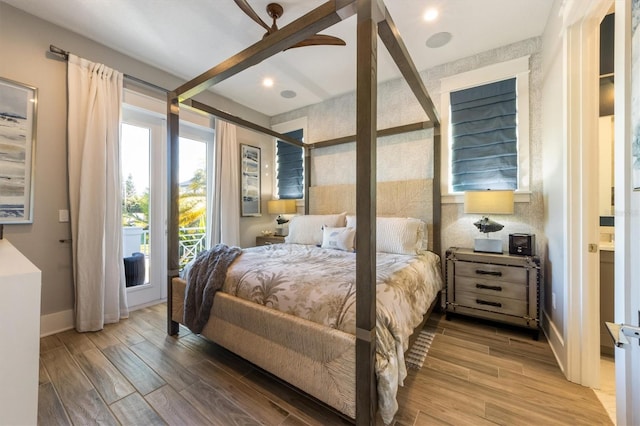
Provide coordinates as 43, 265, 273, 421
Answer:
0, 239, 41, 425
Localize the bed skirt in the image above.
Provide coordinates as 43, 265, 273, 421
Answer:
171, 277, 358, 418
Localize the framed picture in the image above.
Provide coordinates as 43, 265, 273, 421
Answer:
240, 144, 261, 216
0, 77, 37, 223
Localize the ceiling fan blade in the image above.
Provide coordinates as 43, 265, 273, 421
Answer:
233, 0, 271, 33
288, 34, 347, 49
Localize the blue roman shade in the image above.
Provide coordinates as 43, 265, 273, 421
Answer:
276, 129, 303, 199
450, 78, 518, 192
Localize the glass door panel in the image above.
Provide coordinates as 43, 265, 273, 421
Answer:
121, 123, 150, 285
178, 136, 208, 268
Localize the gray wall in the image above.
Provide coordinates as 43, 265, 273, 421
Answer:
272, 37, 545, 264
0, 2, 273, 318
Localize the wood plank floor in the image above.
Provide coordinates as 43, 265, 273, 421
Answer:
38, 304, 613, 425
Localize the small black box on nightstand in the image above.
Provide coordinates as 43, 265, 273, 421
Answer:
509, 233, 535, 256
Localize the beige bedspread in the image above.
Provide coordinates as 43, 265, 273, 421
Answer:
209, 243, 443, 422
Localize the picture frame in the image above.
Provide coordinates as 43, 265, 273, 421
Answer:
0, 77, 37, 223
240, 144, 261, 216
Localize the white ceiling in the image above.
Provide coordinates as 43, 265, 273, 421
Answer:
4, 0, 554, 117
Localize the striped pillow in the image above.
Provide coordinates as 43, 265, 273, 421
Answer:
345, 215, 425, 255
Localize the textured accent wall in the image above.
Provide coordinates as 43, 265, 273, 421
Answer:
272, 37, 544, 260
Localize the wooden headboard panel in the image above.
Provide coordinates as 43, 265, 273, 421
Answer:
309, 179, 434, 251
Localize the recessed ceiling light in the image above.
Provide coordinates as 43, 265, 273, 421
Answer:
281, 90, 297, 99
423, 8, 438, 22
426, 31, 452, 48
262, 77, 274, 88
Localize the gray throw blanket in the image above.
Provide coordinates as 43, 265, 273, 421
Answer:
183, 244, 242, 333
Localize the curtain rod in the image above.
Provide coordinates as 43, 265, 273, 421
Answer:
49, 44, 169, 93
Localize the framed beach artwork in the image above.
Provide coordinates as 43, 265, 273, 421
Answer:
240, 144, 261, 216
0, 77, 37, 223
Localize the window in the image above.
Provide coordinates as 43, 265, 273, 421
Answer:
450, 78, 517, 191
440, 56, 530, 201
276, 129, 304, 199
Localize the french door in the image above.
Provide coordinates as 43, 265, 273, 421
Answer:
121, 108, 166, 308
121, 98, 215, 309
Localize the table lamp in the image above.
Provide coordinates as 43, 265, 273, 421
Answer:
464, 190, 514, 253
267, 199, 297, 236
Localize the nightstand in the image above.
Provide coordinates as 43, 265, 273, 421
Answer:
256, 235, 286, 246
444, 247, 541, 339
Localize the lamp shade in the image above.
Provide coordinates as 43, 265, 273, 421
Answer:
267, 199, 297, 215
464, 190, 514, 215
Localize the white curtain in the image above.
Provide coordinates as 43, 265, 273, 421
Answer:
67, 54, 128, 332
211, 119, 240, 246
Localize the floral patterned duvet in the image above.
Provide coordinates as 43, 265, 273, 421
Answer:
220, 243, 444, 422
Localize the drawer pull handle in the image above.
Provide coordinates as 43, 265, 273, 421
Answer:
476, 283, 502, 292
476, 299, 502, 308
475, 269, 502, 277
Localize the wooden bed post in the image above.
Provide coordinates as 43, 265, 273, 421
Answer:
167, 91, 180, 336
432, 125, 442, 256
355, 0, 380, 423
304, 146, 311, 214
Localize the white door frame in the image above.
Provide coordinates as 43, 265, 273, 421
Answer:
614, 2, 640, 424
565, 0, 611, 388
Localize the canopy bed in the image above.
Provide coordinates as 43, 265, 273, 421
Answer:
166, 1, 442, 424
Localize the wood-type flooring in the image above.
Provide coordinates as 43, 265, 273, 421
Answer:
38, 304, 613, 425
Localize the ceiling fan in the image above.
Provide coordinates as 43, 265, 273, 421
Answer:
233, 0, 346, 49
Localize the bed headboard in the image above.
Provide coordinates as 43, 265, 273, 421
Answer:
309, 178, 435, 251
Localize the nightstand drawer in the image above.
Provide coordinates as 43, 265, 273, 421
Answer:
454, 276, 527, 300
455, 260, 527, 283
455, 291, 527, 317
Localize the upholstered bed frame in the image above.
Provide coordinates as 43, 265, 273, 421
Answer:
170, 179, 439, 419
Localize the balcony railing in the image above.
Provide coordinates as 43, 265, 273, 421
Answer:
177, 227, 207, 268
129, 226, 207, 270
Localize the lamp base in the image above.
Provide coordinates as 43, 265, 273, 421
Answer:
474, 237, 503, 254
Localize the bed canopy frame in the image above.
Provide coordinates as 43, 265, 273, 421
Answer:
166, 1, 441, 423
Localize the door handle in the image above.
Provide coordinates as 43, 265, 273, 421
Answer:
605, 322, 640, 347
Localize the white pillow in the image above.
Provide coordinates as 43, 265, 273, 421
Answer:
377, 217, 425, 255
321, 227, 356, 252
285, 213, 346, 245
343, 215, 426, 254
346, 214, 356, 229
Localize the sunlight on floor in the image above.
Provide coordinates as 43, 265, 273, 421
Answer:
593, 355, 616, 424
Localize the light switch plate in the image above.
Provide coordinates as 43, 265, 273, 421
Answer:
59, 209, 69, 223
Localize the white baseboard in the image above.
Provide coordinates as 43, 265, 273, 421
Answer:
39, 299, 167, 337
542, 309, 566, 375
40, 309, 74, 337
